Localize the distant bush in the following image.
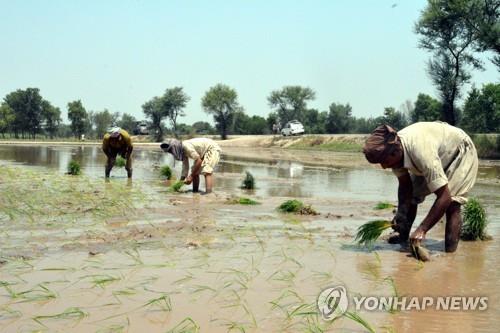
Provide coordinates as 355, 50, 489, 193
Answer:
67, 160, 81, 175
160, 165, 173, 179
471, 134, 500, 159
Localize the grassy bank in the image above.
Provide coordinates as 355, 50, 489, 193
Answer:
471, 134, 500, 159
285, 135, 364, 152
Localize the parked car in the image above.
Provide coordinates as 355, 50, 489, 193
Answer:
133, 122, 149, 135
281, 120, 305, 136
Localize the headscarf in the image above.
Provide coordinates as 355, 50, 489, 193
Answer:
363, 124, 400, 163
160, 139, 184, 161
107, 126, 122, 138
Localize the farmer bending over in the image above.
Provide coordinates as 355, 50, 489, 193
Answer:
363, 122, 478, 252
102, 126, 133, 178
161, 138, 221, 193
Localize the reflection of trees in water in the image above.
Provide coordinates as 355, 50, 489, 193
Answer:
266, 182, 307, 197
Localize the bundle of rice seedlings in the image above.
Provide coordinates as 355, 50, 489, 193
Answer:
374, 201, 395, 210
278, 200, 319, 215
160, 165, 173, 179
67, 160, 81, 175
355, 220, 392, 246
168, 180, 185, 193
410, 243, 430, 262
241, 171, 255, 189
237, 197, 260, 205
115, 156, 126, 168
461, 198, 490, 241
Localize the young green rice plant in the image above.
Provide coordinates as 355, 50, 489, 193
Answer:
166, 317, 200, 333
67, 160, 81, 175
355, 220, 392, 246
160, 165, 173, 179
115, 156, 126, 168
143, 294, 172, 312
168, 180, 185, 192
241, 171, 256, 190
374, 201, 395, 210
461, 198, 490, 241
344, 311, 376, 333
278, 200, 319, 215
33, 307, 88, 327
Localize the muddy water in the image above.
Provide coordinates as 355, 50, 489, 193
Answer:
0, 144, 499, 333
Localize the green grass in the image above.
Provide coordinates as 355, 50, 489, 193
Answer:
461, 198, 490, 241
277, 200, 318, 215
67, 160, 81, 175
355, 220, 392, 246
241, 171, 255, 189
160, 165, 173, 179
374, 201, 395, 210
115, 156, 126, 168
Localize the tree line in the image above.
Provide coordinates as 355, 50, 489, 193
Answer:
0, 0, 498, 140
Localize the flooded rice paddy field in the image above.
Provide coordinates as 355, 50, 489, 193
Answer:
0, 144, 499, 333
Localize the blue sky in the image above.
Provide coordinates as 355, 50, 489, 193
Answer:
0, 0, 498, 125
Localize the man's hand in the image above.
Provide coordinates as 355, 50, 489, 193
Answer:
184, 175, 193, 185
410, 226, 426, 245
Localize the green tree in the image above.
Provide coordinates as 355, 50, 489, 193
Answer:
415, 0, 484, 125
302, 108, 327, 134
0, 103, 14, 138
4, 88, 45, 138
92, 109, 114, 139
162, 87, 189, 138
117, 113, 137, 134
192, 121, 216, 135
143, 96, 166, 142
411, 93, 442, 123
383, 107, 408, 130
267, 86, 316, 125
326, 103, 353, 133
41, 100, 61, 139
462, 83, 500, 132
202, 84, 243, 140
67, 100, 88, 139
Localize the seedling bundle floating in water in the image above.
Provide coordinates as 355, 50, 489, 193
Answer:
241, 171, 255, 189
374, 201, 395, 210
160, 165, 173, 179
277, 200, 319, 215
67, 160, 81, 175
461, 198, 491, 241
168, 180, 185, 193
115, 156, 126, 168
355, 220, 392, 246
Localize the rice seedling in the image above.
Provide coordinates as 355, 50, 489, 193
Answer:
344, 311, 376, 333
461, 198, 490, 241
241, 171, 256, 190
374, 201, 395, 210
278, 200, 319, 215
168, 180, 185, 192
0, 306, 22, 320
114, 156, 126, 168
355, 220, 392, 246
160, 165, 173, 179
143, 294, 172, 312
33, 307, 88, 326
87, 274, 121, 288
3, 283, 57, 302
166, 317, 200, 333
67, 160, 81, 175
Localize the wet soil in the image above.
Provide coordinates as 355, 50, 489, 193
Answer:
0, 144, 499, 332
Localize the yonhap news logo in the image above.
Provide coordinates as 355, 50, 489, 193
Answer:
317, 285, 488, 321
317, 286, 349, 320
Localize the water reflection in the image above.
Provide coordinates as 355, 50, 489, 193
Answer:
1, 145, 499, 203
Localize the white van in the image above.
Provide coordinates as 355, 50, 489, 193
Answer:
281, 120, 305, 136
